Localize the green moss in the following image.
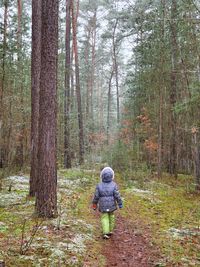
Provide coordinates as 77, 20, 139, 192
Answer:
122, 172, 200, 266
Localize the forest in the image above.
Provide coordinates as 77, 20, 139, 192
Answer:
0, 0, 200, 266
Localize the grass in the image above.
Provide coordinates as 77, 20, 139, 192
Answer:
1, 167, 200, 266
121, 171, 200, 266
0, 168, 105, 267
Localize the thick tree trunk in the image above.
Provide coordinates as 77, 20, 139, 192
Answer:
64, 0, 72, 168
36, 0, 58, 218
71, 0, 84, 164
29, 0, 41, 196
169, 0, 178, 178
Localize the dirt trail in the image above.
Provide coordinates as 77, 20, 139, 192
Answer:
101, 214, 159, 267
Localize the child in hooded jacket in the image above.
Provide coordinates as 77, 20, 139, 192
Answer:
92, 167, 123, 239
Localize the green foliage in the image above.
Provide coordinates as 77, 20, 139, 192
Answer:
102, 141, 130, 171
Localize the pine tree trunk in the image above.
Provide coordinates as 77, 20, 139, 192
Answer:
192, 130, 200, 191
169, 0, 178, 178
107, 69, 114, 145
90, 9, 97, 124
16, 0, 24, 170
64, 0, 72, 168
71, 0, 84, 164
0, 0, 8, 169
112, 19, 120, 124
85, 27, 91, 120
29, 0, 41, 196
36, 0, 58, 218
157, 0, 165, 178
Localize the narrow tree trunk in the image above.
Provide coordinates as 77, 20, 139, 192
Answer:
158, 91, 163, 178
36, 0, 58, 218
85, 27, 91, 120
71, 0, 84, 164
29, 0, 41, 196
16, 0, 24, 170
157, 0, 165, 178
169, 0, 178, 178
90, 9, 97, 124
192, 129, 200, 191
0, 0, 8, 169
112, 19, 120, 124
64, 0, 72, 168
107, 69, 114, 145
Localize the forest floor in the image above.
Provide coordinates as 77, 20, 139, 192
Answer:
100, 214, 159, 267
0, 168, 200, 266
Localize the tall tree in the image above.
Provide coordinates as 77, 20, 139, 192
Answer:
36, 0, 58, 217
107, 68, 114, 144
169, 0, 178, 177
112, 18, 120, 124
72, 0, 84, 164
0, 0, 8, 168
64, 0, 72, 168
29, 0, 41, 196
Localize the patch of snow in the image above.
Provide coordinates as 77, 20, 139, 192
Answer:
167, 227, 200, 239
126, 186, 161, 204
49, 248, 65, 259
128, 188, 153, 194
0, 191, 26, 207
4, 175, 29, 191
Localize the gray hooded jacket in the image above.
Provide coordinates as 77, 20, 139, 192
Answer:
92, 167, 123, 212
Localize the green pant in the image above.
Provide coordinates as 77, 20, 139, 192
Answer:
101, 212, 115, 234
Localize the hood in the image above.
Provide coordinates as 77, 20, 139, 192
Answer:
100, 167, 114, 183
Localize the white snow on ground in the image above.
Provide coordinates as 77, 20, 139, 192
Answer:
1, 172, 94, 266
0, 191, 27, 207
126, 186, 161, 203
167, 227, 200, 239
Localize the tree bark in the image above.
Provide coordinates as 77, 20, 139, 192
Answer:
107, 69, 114, 145
15, 0, 24, 170
157, 0, 165, 178
0, 0, 8, 169
71, 0, 84, 164
169, 0, 178, 178
112, 19, 120, 124
90, 9, 97, 124
64, 0, 72, 168
36, 0, 58, 217
29, 0, 41, 196
192, 129, 200, 191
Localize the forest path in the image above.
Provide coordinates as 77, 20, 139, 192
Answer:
100, 213, 159, 267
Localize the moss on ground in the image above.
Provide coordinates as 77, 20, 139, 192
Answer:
0, 169, 105, 267
1, 169, 200, 266
121, 172, 200, 266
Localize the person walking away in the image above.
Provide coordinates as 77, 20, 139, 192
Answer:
92, 167, 123, 239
